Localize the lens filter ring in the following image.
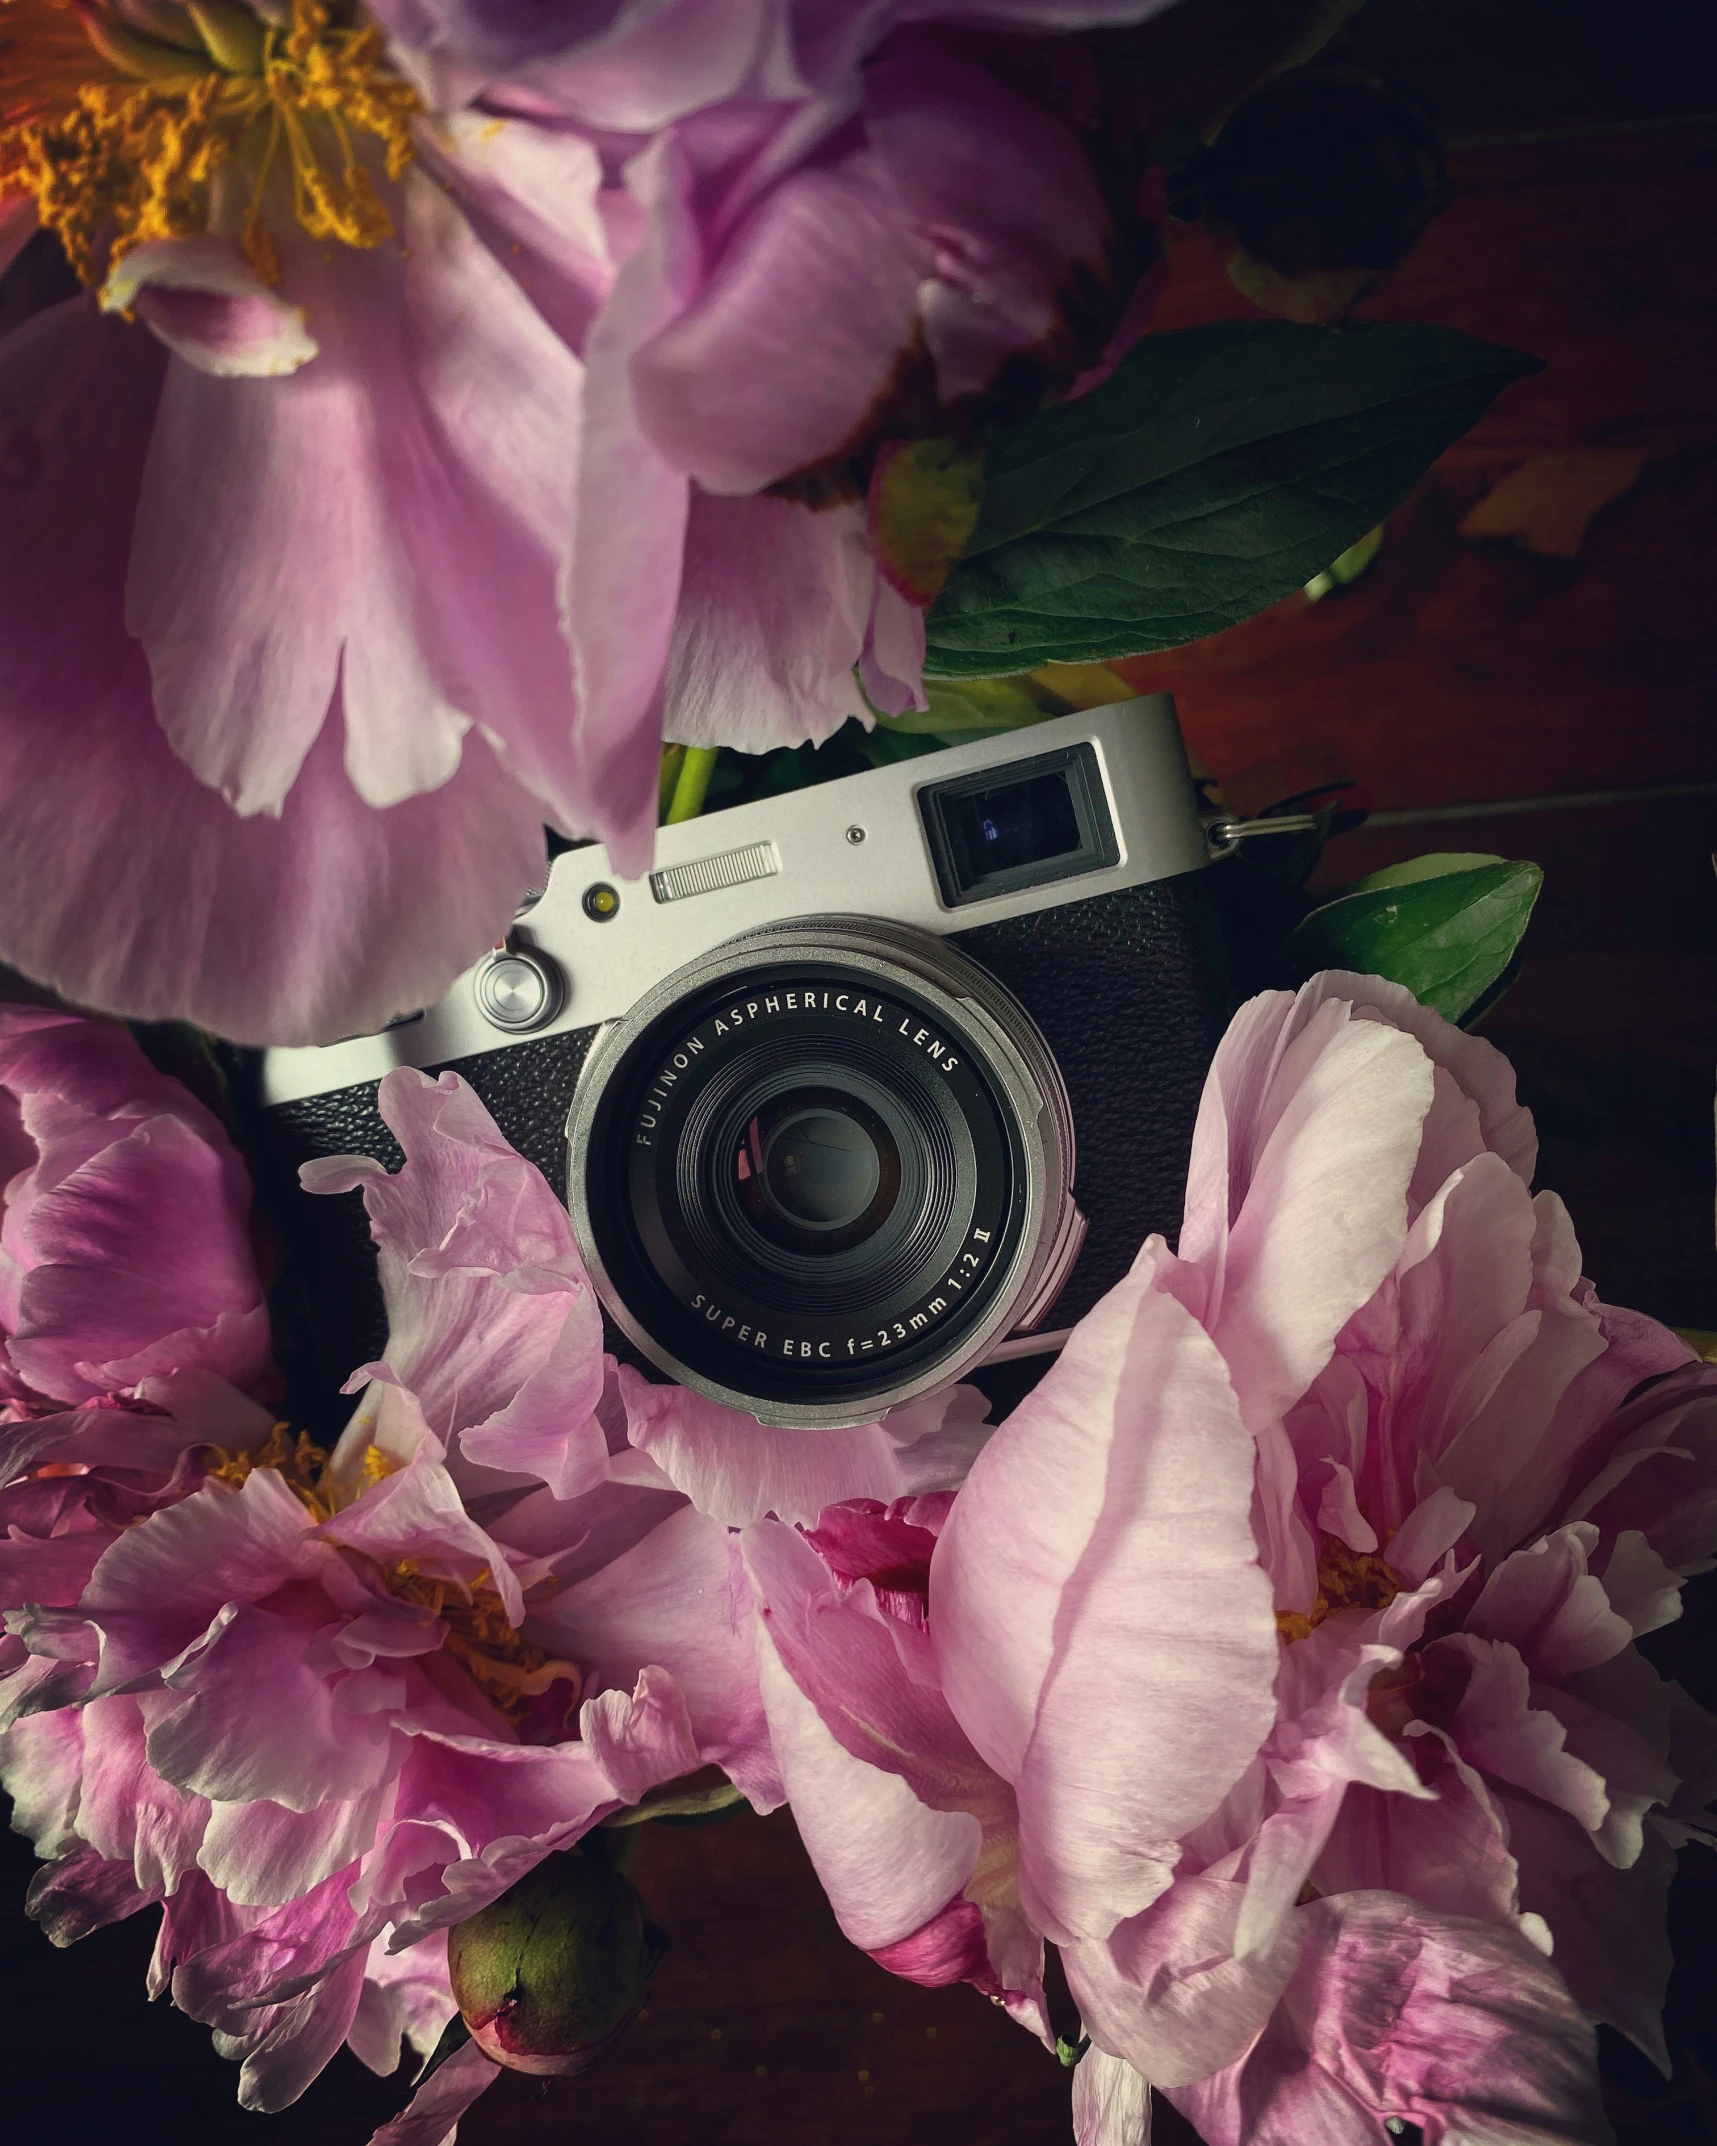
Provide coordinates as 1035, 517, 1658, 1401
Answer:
566, 918, 1079, 1428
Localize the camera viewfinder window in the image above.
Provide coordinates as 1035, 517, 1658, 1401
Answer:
920, 743, 1121, 906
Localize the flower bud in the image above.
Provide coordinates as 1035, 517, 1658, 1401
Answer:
446, 1848, 668, 2077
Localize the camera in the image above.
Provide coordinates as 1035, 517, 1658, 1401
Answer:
252, 696, 1230, 1429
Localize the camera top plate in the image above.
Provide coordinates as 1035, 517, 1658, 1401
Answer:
257, 694, 1208, 1108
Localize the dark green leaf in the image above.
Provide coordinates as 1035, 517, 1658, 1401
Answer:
925, 322, 1541, 676
1274, 860, 1542, 1021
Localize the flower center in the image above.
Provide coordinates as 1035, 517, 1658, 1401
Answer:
1275, 1533, 1402, 1644
203, 1424, 580, 1734
0, 0, 417, 289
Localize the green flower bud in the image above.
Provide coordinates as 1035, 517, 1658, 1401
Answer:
447, 1848, 668, 2077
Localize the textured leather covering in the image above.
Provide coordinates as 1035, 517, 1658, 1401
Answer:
248, 870, 1226, 1422
952, 868, 1230, 1329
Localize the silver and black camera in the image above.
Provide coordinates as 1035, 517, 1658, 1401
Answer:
254, 696, 1229, 1428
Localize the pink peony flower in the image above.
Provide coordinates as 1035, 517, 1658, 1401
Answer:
0, 0, 612, 1044
1, 1, 1174, 1043
1, 1059, 996, 2135
933, 971, 1714, 2140
0, 1006, 268, 1407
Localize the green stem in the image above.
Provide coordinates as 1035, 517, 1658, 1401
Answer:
663, 745, 720, 825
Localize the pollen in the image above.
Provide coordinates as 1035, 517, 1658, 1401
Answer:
203, 1423, 581, 1733
0, 0, 418, 290
382, 1558, 583, 1732
1275, 1533, 1402, 1643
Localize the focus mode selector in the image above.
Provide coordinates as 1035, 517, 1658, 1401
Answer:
474, 948, 564, 1033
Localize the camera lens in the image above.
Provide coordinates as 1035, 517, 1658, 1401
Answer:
740, 1089, 899, 1248
567, 920, 1083, 1427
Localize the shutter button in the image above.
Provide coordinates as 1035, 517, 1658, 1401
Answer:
474, 946, 564, 1033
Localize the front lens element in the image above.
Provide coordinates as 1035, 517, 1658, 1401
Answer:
740, 1088, 899, 1249
567, 921, 1077, 1425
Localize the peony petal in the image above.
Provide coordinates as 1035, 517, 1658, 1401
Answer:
744, 1517, 1001, 1815
0, 302, 554, 1043
1170, 1892, 1610, 2146
127, 172, 585, 828
1068, 1871, 1304, 2088
102, 235, 318, 377
562, 130, 701, 878
1175, 987, 1436, 1433
148, 1601, 400, 1810
660, 492, 873, 753
617, 1365, 989, 1527
1466, 1526, 1634, 1680
82, 1466, 321, 1694
7, 1115, 265, 1401
1073, 2047, 1153, 2146
934, 1240, 1278, 1943
528, 1505, 778, 1803
755, 1613, 979, 1951
630, 147, 928, 494
366, 2034, 500, 2146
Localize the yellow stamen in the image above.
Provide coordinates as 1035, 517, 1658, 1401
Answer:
1275, 1534, 1401, 1643
204, 1427, 579, 1733
0, 0, 417, 289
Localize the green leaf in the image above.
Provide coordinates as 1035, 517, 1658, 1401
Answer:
1274, 860, 1542, 1021
1347, 851, 1503, 892
925, 321, 1541, 676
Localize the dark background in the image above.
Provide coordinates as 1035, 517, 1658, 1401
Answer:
4, 0, 1716, 2139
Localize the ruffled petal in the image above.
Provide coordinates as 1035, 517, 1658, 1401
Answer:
616, 1366, 990, 1527
1170, 1893, 1610, 2146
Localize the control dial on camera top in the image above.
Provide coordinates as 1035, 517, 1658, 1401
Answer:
475, 948, 564, 1033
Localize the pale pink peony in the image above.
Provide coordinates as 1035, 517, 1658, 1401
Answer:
1, 1059, 994, 2134
933, 971, 1714, 2141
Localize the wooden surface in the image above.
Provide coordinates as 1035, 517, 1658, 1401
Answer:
3, 0, 1716, 2140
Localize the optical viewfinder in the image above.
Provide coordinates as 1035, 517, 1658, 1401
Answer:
919, 743, 1120, 907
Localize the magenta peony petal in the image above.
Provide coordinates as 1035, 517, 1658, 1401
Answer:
754, 1609, 980, 1951
934, 1241, 1278, 1944
1169, 1893, 1610, 2146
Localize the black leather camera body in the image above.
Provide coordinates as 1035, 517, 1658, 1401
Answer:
249, 698, 1230, 1429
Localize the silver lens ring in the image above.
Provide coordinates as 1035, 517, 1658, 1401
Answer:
565, 916, 1082, 1429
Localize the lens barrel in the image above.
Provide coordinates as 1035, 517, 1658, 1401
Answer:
566, 920, 1082, 1427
